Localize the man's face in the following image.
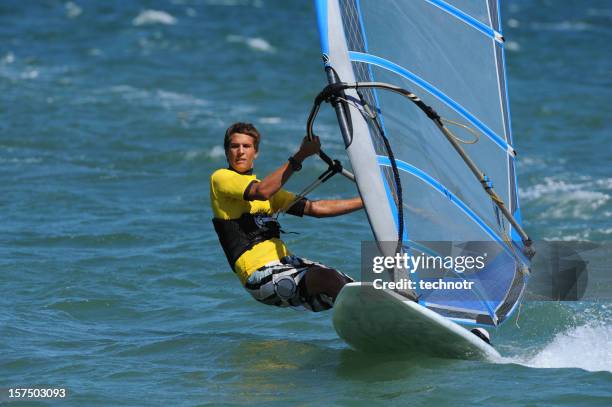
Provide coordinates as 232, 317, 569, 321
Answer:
226, 133, 258, 173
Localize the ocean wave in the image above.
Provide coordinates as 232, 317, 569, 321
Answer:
505, 41, 521, 52
202, 0, 264, 7
520, 323, 612, 373
520, 176, 611, 220
132, 10, 177, 26
21, 68, 39, 80
598, 227, 612, 235
14, 233, 152, 248
530, 21, 593, 32
586, 8, 612, 18
2, 52, 15, 64
207, 146, 226, 159
107, 85, 208, 110
1, 55, 41, 81
519, 156, 567, 170
183, 150, 204, 161
64, 2, 82, 19
507, 18, 520, 28
543, 226, 612, 241
259, 117, 281, 124
0, 157, 43, 164
226, 35, 275, 53
521, 178, 595, 201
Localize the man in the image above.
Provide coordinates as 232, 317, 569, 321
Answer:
210, 122, 363, 312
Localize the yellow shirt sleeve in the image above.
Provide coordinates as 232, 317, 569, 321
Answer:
270, 189, 297, 213
211, 169, 257, 201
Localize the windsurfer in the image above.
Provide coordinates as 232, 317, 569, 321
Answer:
210, 122, 363, 311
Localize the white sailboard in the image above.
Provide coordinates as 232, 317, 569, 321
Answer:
312, 0, 533, 358
333, 283, 500, 359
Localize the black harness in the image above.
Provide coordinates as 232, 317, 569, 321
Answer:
212, 200, 307, 271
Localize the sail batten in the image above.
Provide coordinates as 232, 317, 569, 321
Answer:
424, 0, 502, 41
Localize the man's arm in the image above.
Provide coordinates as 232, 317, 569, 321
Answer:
303, 197, 364, 218
246, 136, 320, 201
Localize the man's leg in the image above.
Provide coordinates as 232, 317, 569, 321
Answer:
245, 256, 353, 312
302, 265, 352, 303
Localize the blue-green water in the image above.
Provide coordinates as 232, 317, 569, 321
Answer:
1, 1, 610, 406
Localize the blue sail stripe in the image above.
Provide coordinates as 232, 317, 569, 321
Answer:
377, 156, 518, 262
424, 0, 500, 41
349, 51, 514, 155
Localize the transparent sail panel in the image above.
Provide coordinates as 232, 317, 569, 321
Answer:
443, 0, 493, 28
363, 65, 513, 238
355, 0, 508, 143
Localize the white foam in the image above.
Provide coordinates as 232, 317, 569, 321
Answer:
226, 35, 275, 53
208, 146, 226, 159
507, 18, 520, 28
65, 2, 82, 18
184, 150, 202, 161
531, 21, 592, 32
205, 0, 245, 5
520, 176, 610, 221
21, 69, 39, 80
108, 86, 208, 110
557, 232, 589, 241
156, 90, 208, 108
0, 157, 42, 164
2, 52, 15, 64
521, 178, 573, 200
132, 10, 177, 26
595, 178, 612, 189
520, 177, 609, 206
505, 41, 521, 52
518, 324, 612, 373
204, 0, 264, 7
246, 38, 274, 52
519, 156, 544, 167
259, 117, 281, 124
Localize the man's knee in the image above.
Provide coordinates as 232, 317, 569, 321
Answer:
303, 266, 351, 298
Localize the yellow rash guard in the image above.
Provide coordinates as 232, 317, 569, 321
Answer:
210, 168, 306, 284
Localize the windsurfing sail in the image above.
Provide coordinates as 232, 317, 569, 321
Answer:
314, 0, 531, 326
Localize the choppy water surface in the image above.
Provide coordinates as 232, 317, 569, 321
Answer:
1, 1, 610, 405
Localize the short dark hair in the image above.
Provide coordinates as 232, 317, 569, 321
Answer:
224, 122, 261, 152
